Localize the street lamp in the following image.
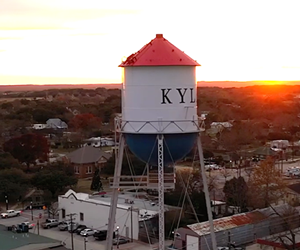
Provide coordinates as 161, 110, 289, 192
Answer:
5, 195, 8, 210
30, 201, 33, 221
116, 226, 120, 249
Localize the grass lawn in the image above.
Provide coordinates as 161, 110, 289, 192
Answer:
51, 148, 73, 154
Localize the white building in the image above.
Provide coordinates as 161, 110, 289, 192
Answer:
84, 137, 115, 147
58, 189, 163, 240
210, 122, 233, 132
269, 140, 289, 150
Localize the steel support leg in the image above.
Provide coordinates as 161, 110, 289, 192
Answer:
197, 136, 217, 250
106, 136, 125, 250
157, 135, 165, 250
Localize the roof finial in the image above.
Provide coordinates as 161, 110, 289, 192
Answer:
156, 34, 163, 38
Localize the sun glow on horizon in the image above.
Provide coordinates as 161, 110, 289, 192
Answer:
256, 81, 287, 86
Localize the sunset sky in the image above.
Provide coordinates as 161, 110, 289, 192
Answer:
0, 0, 300, 85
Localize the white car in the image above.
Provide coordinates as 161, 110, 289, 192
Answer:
80, 228, 96, 237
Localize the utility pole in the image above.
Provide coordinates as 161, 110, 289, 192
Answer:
37, 220, 40, 235
116, 226, 120, 249
228, 231, 231, 249
84, 237, 88, 250
227, 231, 235, 250
130, 206, 133, 242
30, 201, 33, 221
66, 213, 76, 250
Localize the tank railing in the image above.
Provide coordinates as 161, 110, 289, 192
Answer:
114, 115, 123, 132
114, 119, 202, 134
108, 174, 175, 189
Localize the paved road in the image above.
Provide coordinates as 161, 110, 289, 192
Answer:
179, 158, 300, 201
0, 210, 158, 250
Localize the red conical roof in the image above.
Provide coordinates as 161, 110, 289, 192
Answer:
119, 34, 200, 67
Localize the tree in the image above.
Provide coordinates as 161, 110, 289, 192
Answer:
247, 157, 285, 208
0, 168, 30, 203
31, 163, 77, 198
48, 202, 60, 219
0, 151, 21, 169
223, 176, 248, 212
90, 168, 103, 191
31, 108, 57, 123
164, 168, 215, 223
3, 133, 49, 170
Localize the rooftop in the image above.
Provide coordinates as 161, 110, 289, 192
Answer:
120, 34, 200, 67
66, 146, 111, 164
61, 189, 177, 219
0, 224, 62, 250
187, 204, 295, 236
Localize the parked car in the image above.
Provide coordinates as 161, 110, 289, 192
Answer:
1, 210, 21, 218
58, 221, 71, 231
21, 221, 35, 229
41, 219, 59, 229
80, 228, 96, 237
93, 230, 116, 241
75, 225, 87, 234
285, 167, 300, 177
218, 246, 245, 250
167, 244, 178, 250
113, 237, 130, 245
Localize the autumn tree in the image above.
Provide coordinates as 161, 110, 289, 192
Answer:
69, 113, 102, 137
3, 133, 49, 170
247, 157, 285, 208
31, 162, 77, 198
218, 121, 257, 151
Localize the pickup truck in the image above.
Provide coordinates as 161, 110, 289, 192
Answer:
41, 219, 59, 229
58, 221, 71, 231
1, 210, 21, 218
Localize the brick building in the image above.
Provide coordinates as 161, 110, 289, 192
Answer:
66, 146, 111, 178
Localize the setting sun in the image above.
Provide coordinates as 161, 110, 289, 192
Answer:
256, 81, 287, 86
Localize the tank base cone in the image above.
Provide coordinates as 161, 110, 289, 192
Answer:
124, 133, 198, 166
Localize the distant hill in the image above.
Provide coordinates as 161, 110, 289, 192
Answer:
0, 84, 122, 92
0, 81, 299, 92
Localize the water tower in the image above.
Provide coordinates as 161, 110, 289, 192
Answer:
106, 34, 217, 250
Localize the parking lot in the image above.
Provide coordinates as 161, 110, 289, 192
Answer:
0, 210, 153, 250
